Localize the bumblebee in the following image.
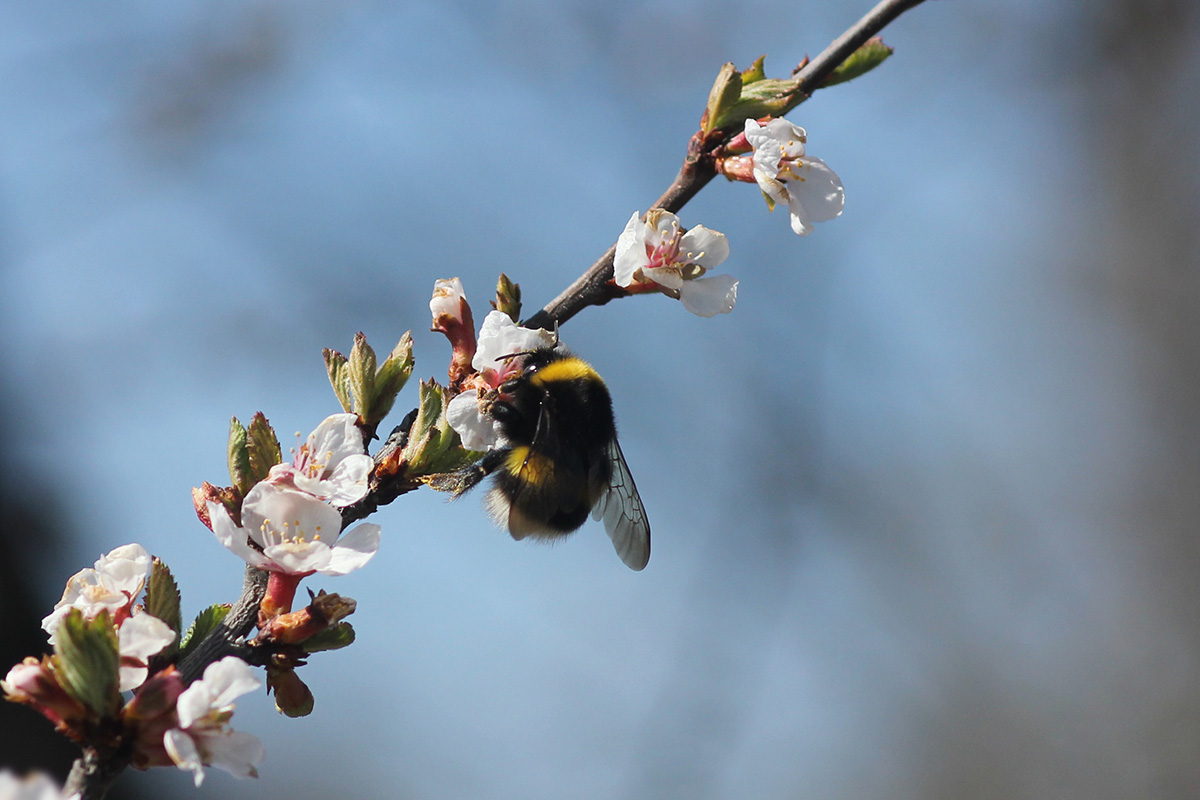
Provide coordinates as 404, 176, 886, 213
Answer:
444, 345, 650, 570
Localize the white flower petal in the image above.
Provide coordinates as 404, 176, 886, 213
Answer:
785, 155, 845, 233
119, 613, 175, 659
281, 414, 372, 506
786, 191, 815, 235
429, 277, 466, 319
167, 658, 261, 787
40, 606, 72, 645
208, 503, 271, 570
745, 119, 783, 180
447, 390, 501, 451
94, 544, 152, 596
472, 311, 555, 371
305, 453, 373, 507
647, 209, 681, 242
746, 117, 807, 156
758, 175, 790, 210
201, 729, 265, 780
613, 211, 647, 287
679, 225, 729, 269
118, 613, 175, 662
641, 266, 685, 291
118, 665, 148, 694
201, 657, 261, 710
42, 544, 153, 644
307, 414, 365, 466
321, 458, 373, 506
241, 484, 344, 550
320, 523, 382, 576
0, 770, 65, 800
261, 541, 331, 575
174, 682, 211, 731
680, 275, 739, 317
164, 728, 206, 786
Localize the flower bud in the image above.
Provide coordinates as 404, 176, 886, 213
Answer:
124, 667, 186, 769
431, 278, 478, 393
491, 273, 521, 323
2, 657, 90, 732
192, 481, 240, 530
266, 667, 314, 718
257, 590, 356, 645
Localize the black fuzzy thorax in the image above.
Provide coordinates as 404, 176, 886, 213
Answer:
489, 348, 616, 532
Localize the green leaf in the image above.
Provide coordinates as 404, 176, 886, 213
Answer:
719, 74, 807, 128
702, 62, 742, 134
347, 332, 378, 417
399, 379, 443, 465
323, 348, 353, 413
741, 54, 766, 84
402, 380, 483, 476
144, 558, 182, 658
820, 37, 893, 88
178, 604, 232, 661
227, 416, 252, 495
54, 609, 119, 716
301, 622, 356, 654
368, 331, 415, 424
246, 412, 281, 482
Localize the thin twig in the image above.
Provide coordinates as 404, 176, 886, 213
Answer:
64, 747, 126, 800
178, 564, 268, 684
524, 0, 927, 330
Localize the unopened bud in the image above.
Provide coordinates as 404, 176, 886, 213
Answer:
191, 482, 240, 530
431, 278, 478, 392
2, 657, 90, 732
267, 667, 314, 718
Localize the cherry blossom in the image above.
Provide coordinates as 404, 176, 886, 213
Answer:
162, 657, 265, 787
41, 544, 151, 645
265, 413, 372, 507
744, 117, 844, 236
614, 209, 738, 317
208, 482, 379, 577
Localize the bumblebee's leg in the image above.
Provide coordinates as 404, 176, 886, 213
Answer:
528, 391, 550, 454
426, 449, 507, 497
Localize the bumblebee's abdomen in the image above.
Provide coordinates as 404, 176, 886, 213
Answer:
503, 446, 555, 489
489, 445, 603, 537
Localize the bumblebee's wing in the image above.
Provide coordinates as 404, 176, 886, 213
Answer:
591, 439, 650, 570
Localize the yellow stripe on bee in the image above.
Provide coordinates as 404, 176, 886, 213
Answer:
506, 446, 555, 486
529, 357, 600, 387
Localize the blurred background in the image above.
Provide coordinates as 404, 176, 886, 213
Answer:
3, 0, 1200, 797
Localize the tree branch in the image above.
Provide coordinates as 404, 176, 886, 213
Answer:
178, 564, 269, 684
524, 0, 927, 330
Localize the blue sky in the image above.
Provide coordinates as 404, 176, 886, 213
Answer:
3, 1, 1199, 798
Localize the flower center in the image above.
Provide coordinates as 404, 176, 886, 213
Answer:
291, 435, 332, 480
259, 517, 325, 547
646, 226, 683, 269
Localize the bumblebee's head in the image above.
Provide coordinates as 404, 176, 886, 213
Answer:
487, 346, 565, 437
